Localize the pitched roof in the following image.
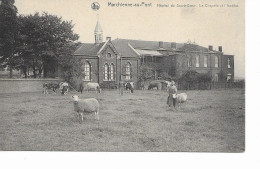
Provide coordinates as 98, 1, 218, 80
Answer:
111, 39, 140, 58
74, 42, 105, 56
113, 38, 184, 50
135, 49, 163, 56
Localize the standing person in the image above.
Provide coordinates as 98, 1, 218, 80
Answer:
119, 81, 124, 95
79, 83, 84, 94
167, 81, 177, 111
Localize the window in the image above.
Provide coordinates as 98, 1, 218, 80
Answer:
214, 74, 219, 82
196, 55, 199, 67
84, 61, 91, 81
188, 57, 192, 67
104, 64, 109, 80
228, 58, 231, 68
125, 62, 131, 80
204, 56, 208, 67
107, 53, 111, 58
215, 56, 219, 68
99, 34, 102, 40
110, 63, 114, 80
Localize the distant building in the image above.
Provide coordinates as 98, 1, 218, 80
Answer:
74, 19, 234, 88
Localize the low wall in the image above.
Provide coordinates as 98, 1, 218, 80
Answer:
0, 79, 61, 94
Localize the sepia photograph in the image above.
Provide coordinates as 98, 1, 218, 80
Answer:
0, 0, 245, 154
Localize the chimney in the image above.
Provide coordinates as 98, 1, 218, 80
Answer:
208, 45, 213, 51
218, 46, 222, 52
159, 41, 163, 48
171, 42, 177, 49
106, 37, 111, 41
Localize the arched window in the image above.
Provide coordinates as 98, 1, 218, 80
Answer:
196, 55, 199, 67
110, 63, 115, 80
215, 56, 219, 67
125, 62, 131, 80
104, 63, 109, 80
84, 61, 91, 81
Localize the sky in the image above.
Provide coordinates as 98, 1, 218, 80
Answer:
14, 0, 245, 79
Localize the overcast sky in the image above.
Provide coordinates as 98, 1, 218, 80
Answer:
15, 0, 245, 79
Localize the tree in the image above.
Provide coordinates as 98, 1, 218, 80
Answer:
139, 64, 154, 81
197, 72, 212, 89
0, 0, 19, 77
16, 12, 80, 78
179, 70, 199, 90
58, 42, 84, 88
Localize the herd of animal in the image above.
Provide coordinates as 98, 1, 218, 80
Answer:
42, 80, 187, 123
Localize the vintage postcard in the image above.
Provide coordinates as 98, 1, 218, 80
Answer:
0, 0, 245, 152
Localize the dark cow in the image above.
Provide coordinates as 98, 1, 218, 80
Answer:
61, 85, 69, 95
43, 83, 60, 94
148, 81, 161, 90
125, 82, 134, 93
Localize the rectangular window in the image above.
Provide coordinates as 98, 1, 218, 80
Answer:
228, 58, 231, 68
188, 58, 192, 67
204, 56, 208, 67
196, 55, 199, 67
214, 74, 219, 82
215, 56, 219, 68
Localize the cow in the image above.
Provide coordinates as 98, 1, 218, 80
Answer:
59, 82, 69, 95
148, 81, 162, 90
172, 93, 188, 110
43, 83, 60, 94
125, 82, 134, 93
85, 82, 101, 93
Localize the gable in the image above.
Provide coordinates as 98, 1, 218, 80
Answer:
99, 44, 118, 58
98, 41, 118, 56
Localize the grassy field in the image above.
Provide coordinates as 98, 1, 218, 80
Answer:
0, 88, 245, 152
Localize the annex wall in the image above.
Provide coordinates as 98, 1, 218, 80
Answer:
0, 79, 61, 94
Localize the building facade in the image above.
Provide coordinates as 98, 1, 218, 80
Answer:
74, 20, 234, 88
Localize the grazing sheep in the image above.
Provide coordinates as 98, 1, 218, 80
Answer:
72, 95, 99, 122
172, 93, 187, 110
85, 82, 101, 93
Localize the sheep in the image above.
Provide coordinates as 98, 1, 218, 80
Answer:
72, 95, 99, 122
85, 82, 101, 93
172, 93, 187, 110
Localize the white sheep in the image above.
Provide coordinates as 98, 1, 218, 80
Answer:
172, 93, 187, 110
72, 95, 99, 122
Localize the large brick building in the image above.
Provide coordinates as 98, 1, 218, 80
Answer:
74, 20, 234, 88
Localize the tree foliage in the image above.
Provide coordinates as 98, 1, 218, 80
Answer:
139, 64, 154, 81
0, 0, 19, 77
15, 12, 80, 78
